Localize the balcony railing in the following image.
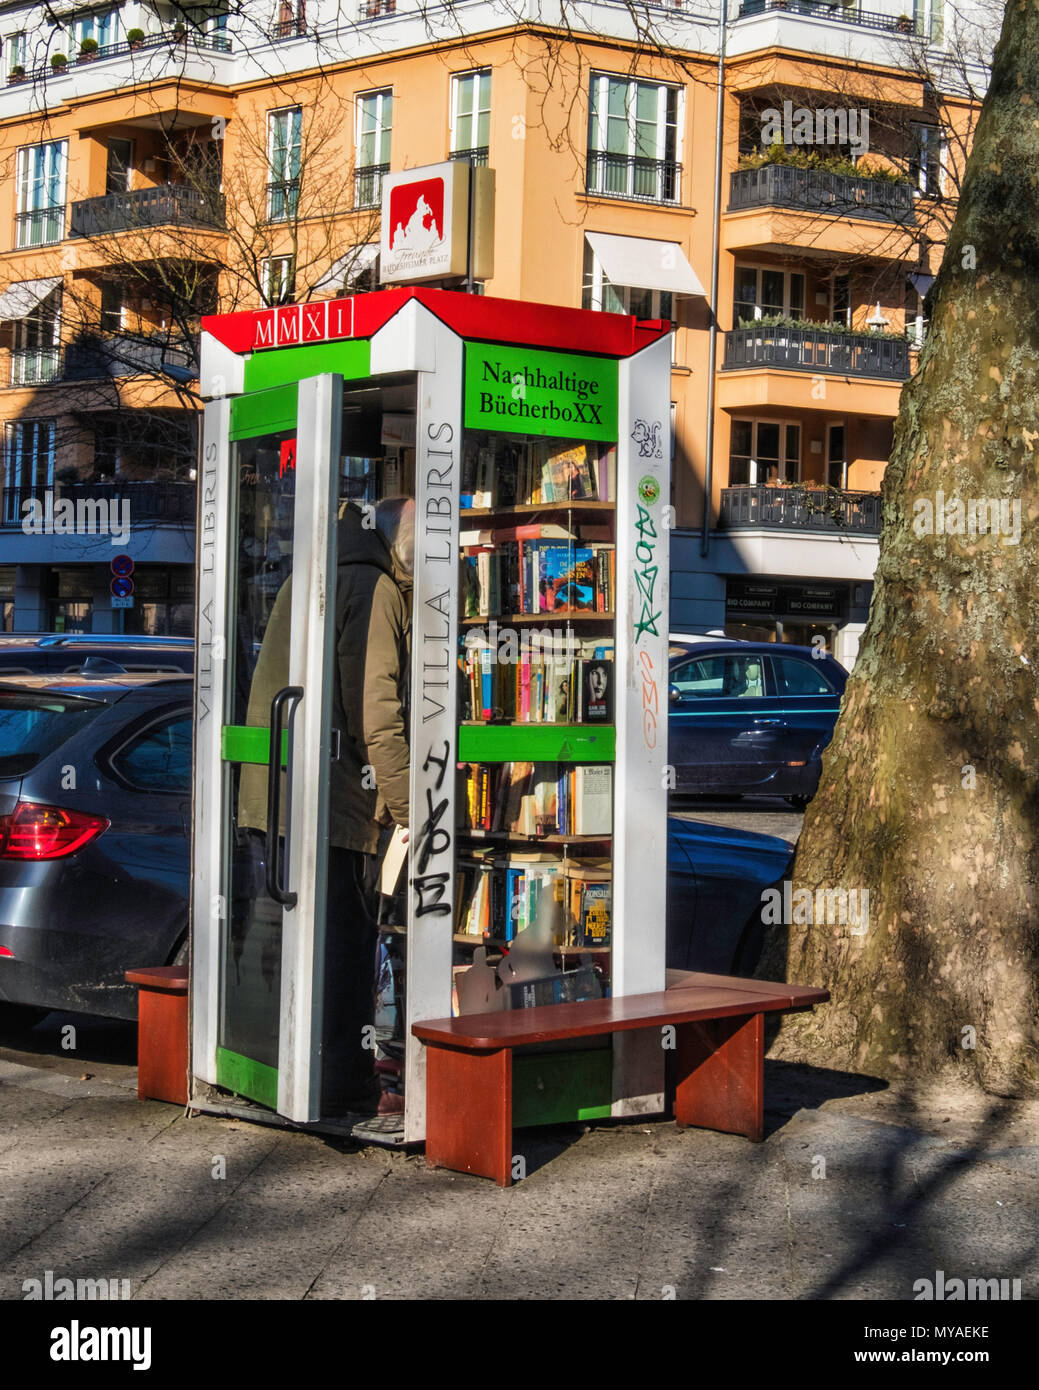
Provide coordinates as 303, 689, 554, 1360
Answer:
7, 29, 232, 85
70, 185, 225, 237
2, 481, 195, 528
266, 179, 300, 222
358, 0, 396, 17
271, 17, 308, 38
14, 208, 64, 248
719, 484, 882, 534
736, 0, 922, 34
585, 152, 681, 205
729, 164, 915, 223
449, 146, 490, 167
9, 346, 62, 386
354, 163, 389, 210
63, 335, 196, 380
723, 324, 910, 379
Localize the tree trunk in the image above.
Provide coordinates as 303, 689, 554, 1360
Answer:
759, 0, 1039, 1095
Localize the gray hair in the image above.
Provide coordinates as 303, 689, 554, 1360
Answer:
375, 496, 415, 577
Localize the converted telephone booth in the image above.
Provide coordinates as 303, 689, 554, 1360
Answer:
189, 288, 672, 1145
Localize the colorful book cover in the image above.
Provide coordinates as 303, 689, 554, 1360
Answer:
580, 658, 613, 724
539, 545, 594, 612
579, 882, 611, 947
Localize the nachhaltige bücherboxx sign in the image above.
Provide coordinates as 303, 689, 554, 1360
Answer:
463, 344, 618, 443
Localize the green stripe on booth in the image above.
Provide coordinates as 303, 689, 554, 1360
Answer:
242, 339, 370, 393
229, 383, 298, 441
215, 1046, 279, 1111
458, 723, 615, 762
221, 724, 288, 766
512, 1048, 613, 1128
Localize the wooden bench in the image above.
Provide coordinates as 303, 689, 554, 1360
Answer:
125, 965, 189, 1106
413, 971, 828, 1186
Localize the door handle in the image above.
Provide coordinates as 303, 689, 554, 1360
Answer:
265, 685, 304, 907
753, 718, 786, 726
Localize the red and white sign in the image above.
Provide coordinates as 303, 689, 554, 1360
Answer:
380, 162, 470, 284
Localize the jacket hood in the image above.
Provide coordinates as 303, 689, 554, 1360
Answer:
336, 503, 411, 591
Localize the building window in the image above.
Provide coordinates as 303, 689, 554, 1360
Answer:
909, 123, 942, 196
830, 274, 851, 328
826, 423, 847, 489
11, 285, 62, 386
273, 0, 307, 39
15, 140, 67, 248
581, 243, 672, 322
0, 565, 14, 631
450, 70, 490, 164
71, 7, 120, 50
267, 107, 302, 220
355, 90, 391, 209
586, 74, 679, 204
7, 32, 27, 73
729, 419, 800, 486
262, 255, 295, 305
106, 139, 132, 195
733, 266, 804, 324
4, 419, 56, 524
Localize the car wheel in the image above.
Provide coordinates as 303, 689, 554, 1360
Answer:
785, 795, 810, 811
0, 1002, 49, 1033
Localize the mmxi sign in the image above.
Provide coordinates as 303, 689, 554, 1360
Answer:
463, 344, 618, 442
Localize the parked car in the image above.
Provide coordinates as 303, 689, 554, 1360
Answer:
668, 640, 848, 807
0, 671, 792, 1029
0, 674, 193, 1027
0, 634, 194, 678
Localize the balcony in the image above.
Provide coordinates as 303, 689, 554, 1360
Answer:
736, 0, 922, 35
354, 164, 389, 210
271, 17, 308, 38
63, 335, 196, 381
719, 484, 882, 535
358, 0, 396, 17
723, 323, 910, 380
2, 481, 195, 529
8, 29, 232, 86
14, 208, 65, 249
585, 152, 681, 205
729, 164, 914, 224
266, 180, 300, 222
449, 147, 490, 168
9, 347, 62, 386
70, 185, 225, 238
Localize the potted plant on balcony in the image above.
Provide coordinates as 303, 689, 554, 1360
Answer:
8, 64, 25, 83
896, 13, 914, 31
50, 52, 68, 71
127, 27, 146, 49
77, 36, 99, 62
172, 21, 188, 42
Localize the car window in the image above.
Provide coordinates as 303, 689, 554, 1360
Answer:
0, 692, 106, 777
771, 655, 836, 696
671, 654, 767, 699
110, 714, 193, 793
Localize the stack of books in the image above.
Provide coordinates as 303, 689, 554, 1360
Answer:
460, 761, 613, 837
461, 640, 614, 724
461, 437, 616, 508
455, 850, 613, 947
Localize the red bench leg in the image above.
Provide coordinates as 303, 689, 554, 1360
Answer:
424, 1044, 513, 1186
673, 1012, 764, 1142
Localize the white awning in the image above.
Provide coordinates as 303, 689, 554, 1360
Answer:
0, 276, 62, 321
585, 232, 705, 297
314, 244, 379, 293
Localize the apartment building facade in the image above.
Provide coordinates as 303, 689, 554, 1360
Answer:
0, 0, 987, 652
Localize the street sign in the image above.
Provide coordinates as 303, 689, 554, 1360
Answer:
111, 596, 134, 610
111, 575, 134, 599
111, 554, 134, 577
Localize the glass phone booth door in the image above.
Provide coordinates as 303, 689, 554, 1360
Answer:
193, 375, 341, 1124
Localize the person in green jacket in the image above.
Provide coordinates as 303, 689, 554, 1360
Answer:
238, 496, 414, 1116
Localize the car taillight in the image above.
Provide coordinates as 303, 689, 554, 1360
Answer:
0, 802, 109, 860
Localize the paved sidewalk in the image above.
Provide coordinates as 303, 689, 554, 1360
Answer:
1, 1047, 1035, 1301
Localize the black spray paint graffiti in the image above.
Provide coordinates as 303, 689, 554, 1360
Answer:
413, 739, 452, 917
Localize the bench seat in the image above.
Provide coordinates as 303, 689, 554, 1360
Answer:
413, 973, 829, 1185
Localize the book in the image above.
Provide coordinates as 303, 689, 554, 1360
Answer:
540, 544, 594, 613
578, 881, 611, 947
572, 764, 612, 836
578, 657, 613, 723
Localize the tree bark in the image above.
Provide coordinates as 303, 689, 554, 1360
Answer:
760, 0, 1039, 1095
